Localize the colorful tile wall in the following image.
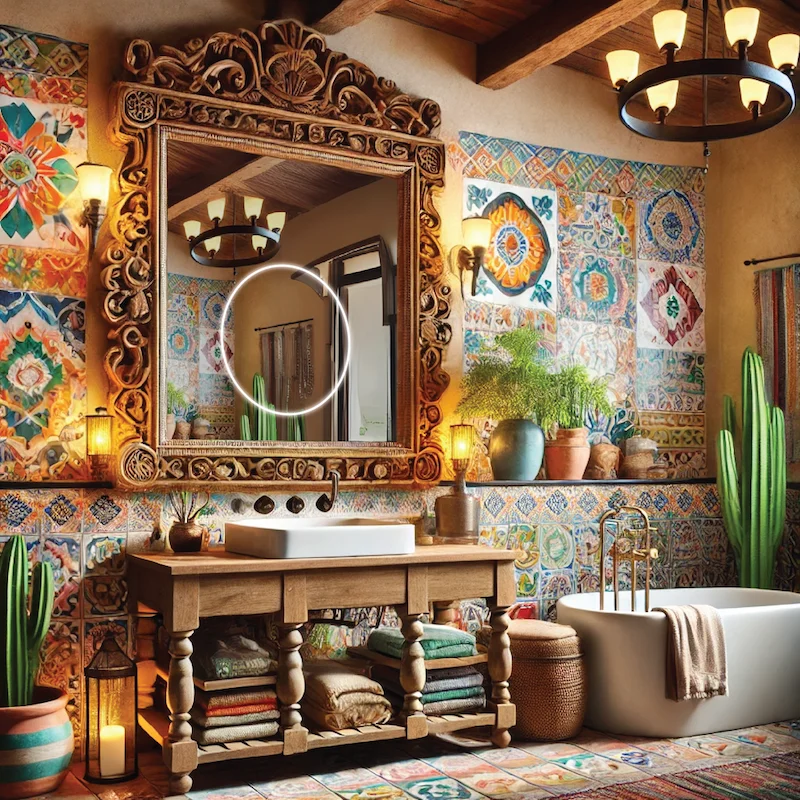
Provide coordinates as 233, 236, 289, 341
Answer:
8, 482, 796, 755
166, 273, 236, 437
0, 27, 89, 480
451, 132, 707, 477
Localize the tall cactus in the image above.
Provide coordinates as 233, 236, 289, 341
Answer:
240, 373, 277, 441
0, 536, 54, 707
717, 347, 786, 589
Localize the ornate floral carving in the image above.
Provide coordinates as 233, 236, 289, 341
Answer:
104, 20, 448, 489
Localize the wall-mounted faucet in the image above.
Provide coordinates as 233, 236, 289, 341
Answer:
316, 470, 340, 513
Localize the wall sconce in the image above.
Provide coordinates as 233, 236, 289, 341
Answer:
86, 406, 113, 480
85, 637, 138, 783
434, 423, 481, 543
76, 162, 113, 257
451, 216, 492, 297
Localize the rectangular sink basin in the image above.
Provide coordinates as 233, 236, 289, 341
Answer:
224, 517, 415, 559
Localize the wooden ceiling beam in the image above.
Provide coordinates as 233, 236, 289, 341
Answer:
477, 0, 662, 90
311, 0, 393, 34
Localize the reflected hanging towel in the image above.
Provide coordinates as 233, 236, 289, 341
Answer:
653, 604, 728, 702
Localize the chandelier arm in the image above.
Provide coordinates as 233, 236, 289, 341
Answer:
189, 224, 281, 269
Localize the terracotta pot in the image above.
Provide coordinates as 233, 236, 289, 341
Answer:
544, 427, 591, 481
169, 521, 204, 553
489, 420, 545, 481
0, 687, 73, 799
174, 421, 191, 440
585, 443, 621, 479
165, 412, 177, 440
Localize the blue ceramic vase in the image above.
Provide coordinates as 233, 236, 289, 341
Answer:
489, 419, 545, 481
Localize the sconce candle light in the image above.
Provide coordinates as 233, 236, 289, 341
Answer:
451, 216, 492, 297
85, 406, 113, 480
76, 162, 113, 257
434, 423, 481, 543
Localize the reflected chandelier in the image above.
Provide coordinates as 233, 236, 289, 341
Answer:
606, 0, 798, 143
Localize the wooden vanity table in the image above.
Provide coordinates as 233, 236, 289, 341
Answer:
129, 545, 518, 794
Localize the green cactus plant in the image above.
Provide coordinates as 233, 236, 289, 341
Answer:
240, 373, 277, 440
1, 535, 54, 707
717, 347, 787, 589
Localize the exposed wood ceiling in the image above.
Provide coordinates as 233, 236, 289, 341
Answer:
304, 0, 800, 125
166, 140, 378, 260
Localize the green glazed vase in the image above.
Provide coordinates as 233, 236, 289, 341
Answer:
489, 419, 545, 481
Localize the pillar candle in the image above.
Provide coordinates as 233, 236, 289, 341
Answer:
99, 725, 126, 777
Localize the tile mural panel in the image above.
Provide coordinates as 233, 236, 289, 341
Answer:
452, 132, 707, 475
0, 27, 89, 481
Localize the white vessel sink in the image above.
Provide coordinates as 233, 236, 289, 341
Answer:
224, 517, 415, 559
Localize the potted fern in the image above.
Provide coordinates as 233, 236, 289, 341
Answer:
0, 536, 71, 799
457, 326, 554, 480
544, 364, 613, 480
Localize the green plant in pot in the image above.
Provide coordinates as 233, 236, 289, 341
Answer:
457, 326, 554, 480
0, 536, 72, 799
543, 364, 613, 481
168, 491, 211, 553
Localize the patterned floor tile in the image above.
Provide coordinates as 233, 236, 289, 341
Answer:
251, 776, 340, 799
518, 742, 645, 783
499, 761, 597, 792
398, 777, 484, 800
187, 789, 264, 800
674, 734, 767, 762
717, 727, 800, 753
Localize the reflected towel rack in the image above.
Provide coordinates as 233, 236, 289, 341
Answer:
254, 317, 313, 332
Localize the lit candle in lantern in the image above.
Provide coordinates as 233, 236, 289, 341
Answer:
99, 725, 125, 778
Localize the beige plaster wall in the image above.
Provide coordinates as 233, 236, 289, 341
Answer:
705, 115, 800, 481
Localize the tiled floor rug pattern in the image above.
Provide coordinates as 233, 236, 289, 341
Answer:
58, 722, 800, 800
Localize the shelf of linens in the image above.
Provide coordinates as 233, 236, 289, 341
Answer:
155, 665, 277, 692
346, 646, 488, 670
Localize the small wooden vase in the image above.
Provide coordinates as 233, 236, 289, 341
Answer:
169, 521, 204, 553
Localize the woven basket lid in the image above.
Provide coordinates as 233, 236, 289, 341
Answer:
508, 619, 577, 641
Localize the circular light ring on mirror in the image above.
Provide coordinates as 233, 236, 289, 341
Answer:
190, 224, 281, 268
219, 263, 352, 418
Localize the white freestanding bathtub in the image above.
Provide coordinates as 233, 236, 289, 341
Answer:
557, 588, 800, 738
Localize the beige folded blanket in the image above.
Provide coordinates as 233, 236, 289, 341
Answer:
304, 662, 385, 712
302, 696, 393, 730
654, 604, 727, 702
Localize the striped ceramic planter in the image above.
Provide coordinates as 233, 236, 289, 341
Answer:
0, 687, 73, 800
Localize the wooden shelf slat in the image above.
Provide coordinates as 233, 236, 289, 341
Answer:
426, 711, 495, 733
347, 646, 488, 670
156, 665, 276, 692
306, 722, 406, 749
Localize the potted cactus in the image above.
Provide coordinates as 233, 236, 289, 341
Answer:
717, 347, 786, 589
0, 536, 71, 799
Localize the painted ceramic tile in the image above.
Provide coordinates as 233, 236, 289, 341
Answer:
0, 489, 40, 530
560, 192, 635, 256
539, 525, 575, 570
654, 448, 707, 479
500, 760, 595, 791
558, 251, 636, 329
636, 348, 705, 411
397, 776, 484, 800
637, 261, 705, 352
628, 738, 717, 764
186, 790, 265, 800
540, 569, 576, 597
637, 410, 705, 450
199, 327, 233, 374
557, 318, 635, 407
582, 742, 681, 775
0, 290, 87, 480
200, 372, 234, 406
166, 315, 197, 362
38, 618, 81, 695
83, 617, 128, 666
41, 535, 81, 617
42, 490, 82, 532
168, 292, 199, 324
463, 178, 558, 311
0, 246, 86, 296
675, 735, 766, 761
85, 534, 126, 575
720, 727, 800, 752
250, 776, 339, 799
84, 492, 127, 532
547, 750, 644, 782
509, 524, 538, 566
639, 189, 704, 265
83, 575, 128, 618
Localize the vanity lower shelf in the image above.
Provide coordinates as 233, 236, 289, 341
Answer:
346, 646, 489, 670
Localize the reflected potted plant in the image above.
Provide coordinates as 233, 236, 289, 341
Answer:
457, 326, 555, 481
167, 491, 211, 553
544, 364, 613, 481
166, 383, 197, 440
0, 536, 72, 799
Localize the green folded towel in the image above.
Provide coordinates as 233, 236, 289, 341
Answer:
385, 690, 486, 715
421, 685, 485, 704
368, 624, 477, 660
371, 665, 484, 697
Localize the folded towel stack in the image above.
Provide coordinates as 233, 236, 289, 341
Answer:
302, 661, 393, 730
190, 686, 279, 745
193, 633, 278, 681
371, 663, 487, 715
367, 624, 478, 660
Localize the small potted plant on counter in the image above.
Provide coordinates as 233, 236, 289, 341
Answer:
457, 326, 554, 481
0, 536, 71, 800
168, 491, 210, 553
544, 364, 613, 481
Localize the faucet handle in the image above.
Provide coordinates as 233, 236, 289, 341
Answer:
315, 469, 340, 513
287, 496, 305, 514
649, 547, 659, 560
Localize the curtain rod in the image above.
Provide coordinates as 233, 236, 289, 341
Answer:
744, 253, 800, 269
254, 317, 313, 332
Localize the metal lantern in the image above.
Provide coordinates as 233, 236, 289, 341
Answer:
85, 406, 114, 480
85, 637, 138, 783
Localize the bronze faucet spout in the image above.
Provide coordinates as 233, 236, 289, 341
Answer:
316, 469, 340, 513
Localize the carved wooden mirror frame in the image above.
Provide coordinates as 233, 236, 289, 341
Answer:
102, 20, 450, 490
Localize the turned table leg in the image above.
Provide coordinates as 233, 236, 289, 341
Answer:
278, 623, 308, 754
488, 606, 515, 747
398, 606, 428, 738
166, 630, 197, 795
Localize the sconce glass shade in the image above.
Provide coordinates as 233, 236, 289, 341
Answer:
769, 33, 800, 70
606, 50, 640, 87
450, 423, 475, 472
267, 211, 287, 232
244, 195, 264, 219
85, 637, 137, 783
740, 78, 770, 109
462, 217, 492, 251
183, 219, 201, 240
86, 407, 113, 458
646, 79, 680, 113
205, 235, 222, 254
76, 162, 112, 206
653, 10, 687, 50
252, 234, 268, 251
207, 196, 226, 222
725, 7, 760, 47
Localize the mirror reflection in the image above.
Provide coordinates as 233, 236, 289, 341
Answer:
163, 139, 399, 444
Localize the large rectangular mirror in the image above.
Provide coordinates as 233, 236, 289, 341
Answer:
163, 139, 398, 445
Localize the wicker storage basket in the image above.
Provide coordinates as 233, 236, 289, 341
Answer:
508, 618, 586, 741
